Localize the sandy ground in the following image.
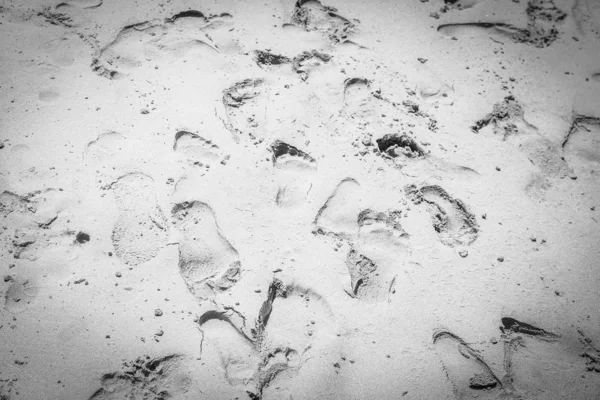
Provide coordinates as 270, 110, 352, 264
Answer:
1, 0, 600, 398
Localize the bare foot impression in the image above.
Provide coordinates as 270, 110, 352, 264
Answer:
472, 95, 570, 182
172, 201, 241, 300
253, 50, 292, 73
314, 180, 411, 301
92, 10, 233, 78
438, 0, 567, 48
173, 130, 223, 166
292, 50, 332, 81
271, 140, 317, 207
199, 278, 339, 399
434, 317, 600, 399
313, 178, 361, 238
111, 173, 168, 266
222, 78, 268, 142
288, 0, 358, 45
433, 330, 505, 399
406, 184, 479, 247
88, 354, 193, 400
3, 277, 39, 313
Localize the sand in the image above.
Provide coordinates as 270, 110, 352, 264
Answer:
1, 0, 600, 398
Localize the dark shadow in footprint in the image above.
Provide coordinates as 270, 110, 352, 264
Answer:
433, 330, 505, 399
406, 185, 479, 247
56, 0, 102, 9
270, 141, 316, 208
501, 317, 560, 341
172, 201, 241, 300
377, 133, 426, 159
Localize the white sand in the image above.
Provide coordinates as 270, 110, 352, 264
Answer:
1, 0, 600, 398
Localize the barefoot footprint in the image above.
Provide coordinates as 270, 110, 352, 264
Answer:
406, 184, 479, 247
433, 330, 505, 399
199, 279, 339, 399
172, 201, 241, 300
111, 173, 168, 266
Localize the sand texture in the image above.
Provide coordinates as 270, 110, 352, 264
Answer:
1, 0, 600, 398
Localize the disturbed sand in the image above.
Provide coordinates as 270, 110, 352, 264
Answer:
1, 0, 600, 398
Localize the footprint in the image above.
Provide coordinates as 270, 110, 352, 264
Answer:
562, 115, 600, 176
433, 330, 505, 399
376, 133, 426, 161
92, 10, 231, 78
253, 50, 292, 72
222, 78, 267, 142
3, 277, 39, 313
88, 354, 192, 400
41, 34, 83, 68
292, 50, 332, 81
374, 131, 478, 178
342, 77, 371, 109
345, 248, 396, 303
290, 0, 357, 45
0, 191, 35, 217
438, 0, 567, 47
313, 178, 361, 237
271, 140, 316, 171
111, 173, 168, 266
200, 311, 260, 392
85, 131, 134, 176
174, 131, 222, 165
356, 209, 410, 257
500, 318, 575, 398
406, 184, 479, 247
472, 96, 570, 180
271, 140, 316, 207
172, 201, 241, 300
199, 279, 339, 399
340, 78, 409, 134
501, 317, 560, 340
